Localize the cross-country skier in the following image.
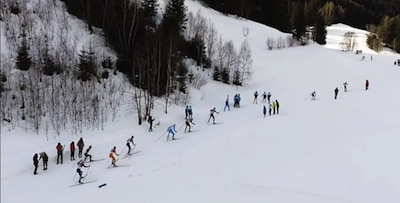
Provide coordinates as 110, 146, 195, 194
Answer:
269, 103, 272, 116
33, 153, 39, 175
343, 82, 348, 92
70, 141, 75, 161
148, 115, 155, 132
224, 95, 230, 111
365, 80, 369, 90
77, 138, 84, 158
109, 146, 119, 167
39, 152, 48, 170
253, 91, 258, 104
263, 105, 267, 117
84, 146, 92, 162
185, 117, 195, 132
311, 91, 316, 100
334, 87, 339, 99
167, 124, 177, 140
56, 143, 63, 164
126, 136, 136, 154
272, 100, 277, 115
208, 107, 219, 124
76, 159, 90, 184
262, 92, 267, 103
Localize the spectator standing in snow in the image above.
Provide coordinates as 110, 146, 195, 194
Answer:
276, 100, 280, 114
84, 145, 92, 161
70, 141, 75, 161
261, 92, 267, 103
167, 124, 177, 140
269, 103, 272, 116
126, 136, 136, 154
253, 91, 258, 104
272, 100, 277, 115
224, 95, 230, 111
77, 138, 84, 158
185, 117, 195, 132
343, 82, 348, 92
365, 80, 369, 90
109, 146, 119, 167
185, 106, 189, 119
263, 105, 267, 117
56, 143, 63, 164
33, 153, 39, 175
334, 87, 339, 99
39, 152, 48, 170
188, 106, 193, 118
76, 159, 90, 183
208, 107, 219, 124
148, 115, 155, 132
267, 92, 271, 104
311, 91, 316, 100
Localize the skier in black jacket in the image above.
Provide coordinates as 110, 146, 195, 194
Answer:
33, 153, 39, 175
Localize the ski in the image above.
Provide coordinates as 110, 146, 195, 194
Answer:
87, 158, 106, 162
121, 151, 142, 159
69, 180, 97, 187
107, 164, 130, 169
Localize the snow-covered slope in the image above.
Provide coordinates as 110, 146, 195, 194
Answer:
2, 0, 400, 203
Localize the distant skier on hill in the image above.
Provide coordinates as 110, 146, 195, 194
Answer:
269, 103, 272, 116
109, 146, 119, 167
188, 106, 193, 118
267, 92, 271, 104
207, 107, 219, 124
272, 100, 277, 115
56, 143, 64, 164
185, 106, 189, 119
185, 117, 195, 132
311, 91, 316, 100
39, 152, 48, 170
343, 82, 348, 92
70, 141, 76, 161
33, 153, 39, 175
253, 91, 258, 104
77, 138, 84, 158
126, 136, 136, 154
167, 124, 177, 140
334, 87, 339, 99
224, 95, 230, 111
365, 80, 369, 90
148, 115, 155, 132
84, 146, 92, 162
76, 160, 90, 183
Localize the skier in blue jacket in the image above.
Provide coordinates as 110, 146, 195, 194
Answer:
263, 105, 267, 117
167, 124, 177, 140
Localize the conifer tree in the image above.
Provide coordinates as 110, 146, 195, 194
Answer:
16, 34, 32, 71
315, 12, 327, 45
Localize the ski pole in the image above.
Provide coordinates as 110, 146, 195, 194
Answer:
73, 171, 77, 180
155, 131, 168, 142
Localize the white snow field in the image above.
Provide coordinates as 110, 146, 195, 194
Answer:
2, 0, 400, 203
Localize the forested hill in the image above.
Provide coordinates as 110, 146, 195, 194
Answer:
201, 0, 400, 31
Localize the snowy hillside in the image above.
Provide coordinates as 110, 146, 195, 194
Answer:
2, 0, 400, 203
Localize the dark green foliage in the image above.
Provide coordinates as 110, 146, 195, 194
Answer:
221, 67, 230, 84
10, 2, 21, 15
315, 12, 327, 45
185, 35, 211, 69
162, 0, 188, 36
101, 71, 109, 79
213, 66, 221, 81
232, 69, 241, 86
42, 50, 62, 76
176, 61, 188, 93
16, 37, 32, 71
77, 47, 97, 81
290, 1, 306, 40
0, 74, 6, 96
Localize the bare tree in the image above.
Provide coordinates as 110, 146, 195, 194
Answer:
340, 31, 357, 52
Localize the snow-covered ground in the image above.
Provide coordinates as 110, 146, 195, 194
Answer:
2, 0, 400, 203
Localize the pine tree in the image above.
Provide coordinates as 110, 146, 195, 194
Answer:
213, 66, 221, 81
315, 12, 327, 45
162, 0, 187, 36
77, 46, 97, 81
221, 67, 230, 84
142, 0, 158, 30
16, 35, 32, 71
290, 1, 306, 41
232, 68, 241, 86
